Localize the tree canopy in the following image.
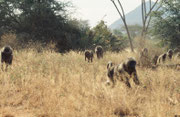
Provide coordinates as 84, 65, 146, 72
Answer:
92, 21, 127, 52
0, 0, 91, 52
0, 0, 130, 52
151, 0, 180, 48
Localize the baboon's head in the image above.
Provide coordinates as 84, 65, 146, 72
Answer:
85, 50, 93, 57
95, 46, 103, 52
167, 49, 173, 58
124, 58, 136, 74
4, 46, 12, 53
107, 61, 114, 69
2, 46, 12, 55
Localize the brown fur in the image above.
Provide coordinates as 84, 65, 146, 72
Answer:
95, 45, 103, 59
85, 50, 93, 62
152, 55, 159, 65
1, 46, 13, 71
167, 49, 173, 59
157, 53, 167, 64
106, 58, 140, 88
157, 49, 173, 64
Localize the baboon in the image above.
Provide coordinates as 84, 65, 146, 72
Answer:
106, 58, 140, 88
152, 55, 159, 65
157, 53, 167, 64
85, 50, 93, 62
1, 46, 13, 70
95, 45, 103, 59
139, 48, 149, 66
167, 49, 173, 59
140, 48, 148, 57
157, 49, 173, 64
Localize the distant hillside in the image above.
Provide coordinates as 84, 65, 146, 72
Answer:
109, 1, 157, 30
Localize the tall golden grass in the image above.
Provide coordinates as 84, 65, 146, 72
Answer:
0, 49, 179, 117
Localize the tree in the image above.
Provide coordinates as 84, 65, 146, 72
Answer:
92, 20, 127, 52
121, 24, 142, 38
151, 0, 180, 48
110, 0, 134, 52
0, 0, 91, 52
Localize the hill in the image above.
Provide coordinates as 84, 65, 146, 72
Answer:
109, 1, 157, 30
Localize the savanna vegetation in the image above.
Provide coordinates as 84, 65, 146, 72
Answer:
0, 48, 180, 117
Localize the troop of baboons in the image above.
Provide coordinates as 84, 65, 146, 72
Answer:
138, 47, 180, 66
84, 45, 103, 62
157, 49, 174, 64
1, 45, 13, 70
84, 45, 180, 88
1, 44, 180, 88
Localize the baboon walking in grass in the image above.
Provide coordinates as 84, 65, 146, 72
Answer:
157, 53, 167, 64
85, 50, 93, 62
1, 46, 13, 71
95, 45, 103, 59
106, 58, 140, 88
157, 49, 173, 64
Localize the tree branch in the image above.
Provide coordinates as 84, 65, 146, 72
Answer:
145, 15, 152, 33
146, 0, 159, 17
143, 0, 147, 19
110, 0, 125, 21
141, 0, 145, 25
117, 0, 125, 19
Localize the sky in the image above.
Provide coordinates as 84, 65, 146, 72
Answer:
69, 0, 156, 27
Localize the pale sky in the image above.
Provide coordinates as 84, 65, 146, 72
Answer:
69, 0, 156, 27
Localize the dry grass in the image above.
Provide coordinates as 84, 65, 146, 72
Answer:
0, 49, 180, 117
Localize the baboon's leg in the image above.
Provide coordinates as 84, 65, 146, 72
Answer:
110, 77, 115, 88
10, 56, 13, 65
132, 72, 140, 85
85, 56, 86, 61
5, 64, 8, 71
125, 77, 131, 88
91, 57, 93, 62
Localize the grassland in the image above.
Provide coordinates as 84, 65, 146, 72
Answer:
0, 49, 180, 117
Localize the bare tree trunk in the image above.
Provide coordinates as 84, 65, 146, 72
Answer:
111, 0, 134, 52
141, 0, 163, 39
